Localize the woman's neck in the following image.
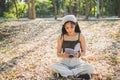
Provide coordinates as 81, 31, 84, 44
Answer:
64, 32, 78, 41
67, 32, 76, 36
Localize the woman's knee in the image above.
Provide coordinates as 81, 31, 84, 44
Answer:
87, 64, 94, 73
50, 64, 58, 70
50, 63, 62, 70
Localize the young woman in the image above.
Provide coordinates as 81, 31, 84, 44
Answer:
50, 15, 94, 79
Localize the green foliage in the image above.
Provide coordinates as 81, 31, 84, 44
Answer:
79, 0, 85, 15
0, 0, 120, 18
3, 2, 27, 18
35, 0, 54, 17
104, 0, 118, 16
3, 12, 16, 18
3, 1, 16, 18
65, 0, 69, 6
18, 4, 28, 18
91, 6, 97, 16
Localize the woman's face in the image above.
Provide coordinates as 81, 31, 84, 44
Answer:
64, 22, 75, 36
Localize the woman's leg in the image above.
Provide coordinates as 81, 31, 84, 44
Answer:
71, 64, 94, 76
50, 63, 74, 77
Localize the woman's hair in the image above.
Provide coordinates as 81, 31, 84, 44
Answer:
61, 21, 81, 35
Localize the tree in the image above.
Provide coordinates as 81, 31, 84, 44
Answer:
68, 0, 72, 14
26, 0, 36, 19
31, 0, 36, 19
100, 0, 104, 17
52, 0, 57, 19
26, 0, 31, 18
117, 0, 120, 17
73, 0, 78, 16
63, 0, 67, 15
96, 0, 100, 18
85, 0, 89, 19
13, 0, 19, 18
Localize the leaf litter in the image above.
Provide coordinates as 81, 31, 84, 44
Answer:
0, 20, 120, 80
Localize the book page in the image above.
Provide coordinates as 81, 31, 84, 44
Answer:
65, 48, 74, 55
74, 43, 80, 52
65, 43, 81, 55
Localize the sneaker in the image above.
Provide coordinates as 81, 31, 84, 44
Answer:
58, 73, 63, 78
53, 73, 63, 78
76, 74, 91, 79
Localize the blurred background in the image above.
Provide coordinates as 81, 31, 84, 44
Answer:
0, 0, 120, 19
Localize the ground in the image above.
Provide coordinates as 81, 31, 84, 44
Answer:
0, 20, 120, 80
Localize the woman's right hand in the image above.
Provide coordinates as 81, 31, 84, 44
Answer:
62, 52, 70, 58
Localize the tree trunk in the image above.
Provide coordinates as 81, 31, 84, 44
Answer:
27, 0, 36, 19
85, 0, 89, 19
118, 0, 120, 17
78, 0, 80, 16
101, 0, 104, 17
27, 0, 31, 18
90, 0, 92, 15
52, 0, 57, 19
96, 0, 100, 18
13, 0, 19, 18
74, 0, 78, 16
69, 0, 72, 14
63, 0, 66, 16
31, 0, 36, 19
94, 1, 96, 16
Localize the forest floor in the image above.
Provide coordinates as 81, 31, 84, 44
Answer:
0, 20, 120, 80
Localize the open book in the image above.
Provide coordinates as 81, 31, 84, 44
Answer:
65, 43, 80, 55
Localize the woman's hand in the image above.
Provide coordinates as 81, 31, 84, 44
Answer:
63, 52, 70, 58
74, 52, 80, 58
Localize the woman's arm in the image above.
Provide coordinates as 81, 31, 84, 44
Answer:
79, 34, 86, 56
57, 35, 70, 58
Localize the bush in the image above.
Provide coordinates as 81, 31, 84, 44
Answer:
35, 0, 54, 18
3, 12, 16, 18
18, 4, 28, 18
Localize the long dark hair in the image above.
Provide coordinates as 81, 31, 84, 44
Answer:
61, 21, 81, 35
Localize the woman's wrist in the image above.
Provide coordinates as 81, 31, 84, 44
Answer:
59, 53, 65, 58
80, 52, 85, 56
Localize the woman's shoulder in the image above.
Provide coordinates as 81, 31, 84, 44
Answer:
76, 32, 84, 37
57, 34, 64, 40
78, 33, 85, 40
80, 33, 84, 37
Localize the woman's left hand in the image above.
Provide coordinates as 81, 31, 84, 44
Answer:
74, 52, 80, 58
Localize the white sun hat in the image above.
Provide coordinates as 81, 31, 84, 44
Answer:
62, 15, 77, 25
